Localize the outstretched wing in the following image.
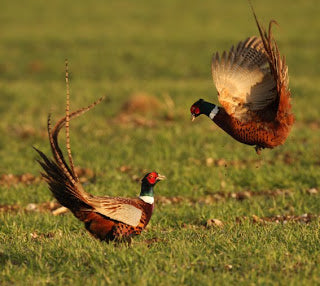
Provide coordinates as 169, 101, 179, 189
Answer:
89, 197, 143, 227
211, 36, 278, 122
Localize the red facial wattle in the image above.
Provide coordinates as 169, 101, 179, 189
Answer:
190, 106, 200, 115
147, 172, 158, 184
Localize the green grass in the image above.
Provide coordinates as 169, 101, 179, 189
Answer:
1, 0, 320, 284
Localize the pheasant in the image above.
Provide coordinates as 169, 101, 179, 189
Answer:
34, 61, 165, 242
190, 7, 294, 154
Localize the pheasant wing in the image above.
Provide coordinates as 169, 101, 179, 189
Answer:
89, 197, 143, 227
211, 37, 277, 122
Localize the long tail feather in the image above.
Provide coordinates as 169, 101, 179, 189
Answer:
47, 114, 76, 186
35, 61, 105, 215
49, 96, 104, 182
65, 59, 77, 180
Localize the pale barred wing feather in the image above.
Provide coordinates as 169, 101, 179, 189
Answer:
89, 197, 143, 227
211, 37, 277, 121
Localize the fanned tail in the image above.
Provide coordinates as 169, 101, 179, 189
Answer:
249, 1, 294, 127
34, 147, 92, 212
35, 60, 104, 214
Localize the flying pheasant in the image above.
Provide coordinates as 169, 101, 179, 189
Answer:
190, 7, 294, 154
35, 61, 165, 242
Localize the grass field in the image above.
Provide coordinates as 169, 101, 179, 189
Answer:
1, 0, 320, 284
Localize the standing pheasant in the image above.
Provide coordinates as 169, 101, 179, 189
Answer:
190, 8, 294, 154
35, 61, 165, 242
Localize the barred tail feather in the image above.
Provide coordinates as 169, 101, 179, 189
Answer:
51, 96, 104, 143
65, 60, 77, 180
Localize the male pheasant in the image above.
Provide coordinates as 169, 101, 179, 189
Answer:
35, 61, 165, 242
190, 7, 294, 154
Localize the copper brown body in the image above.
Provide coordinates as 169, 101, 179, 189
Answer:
213, 98, 293, 150
74, 197, 153, 241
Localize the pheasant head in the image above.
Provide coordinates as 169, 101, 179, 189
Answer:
139, 172, 166, 204
190, 99, 217, 121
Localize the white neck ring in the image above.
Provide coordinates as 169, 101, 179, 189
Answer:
139, 195, 154, 204
209, 105, 219, 120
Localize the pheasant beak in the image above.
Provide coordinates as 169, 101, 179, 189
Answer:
191, 114, 196, 122
156, 174, 166, 181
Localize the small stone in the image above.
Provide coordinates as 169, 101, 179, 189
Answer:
215, 159, 227, 167
307, 188, 318, 195
206, 219, 223, 228
206, 157, 214, 167
26, 203, 37, 211
30, 232, 38, 239
252, 215, 263, 223
52, 206, 68, 216
230, 193, 237, 199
